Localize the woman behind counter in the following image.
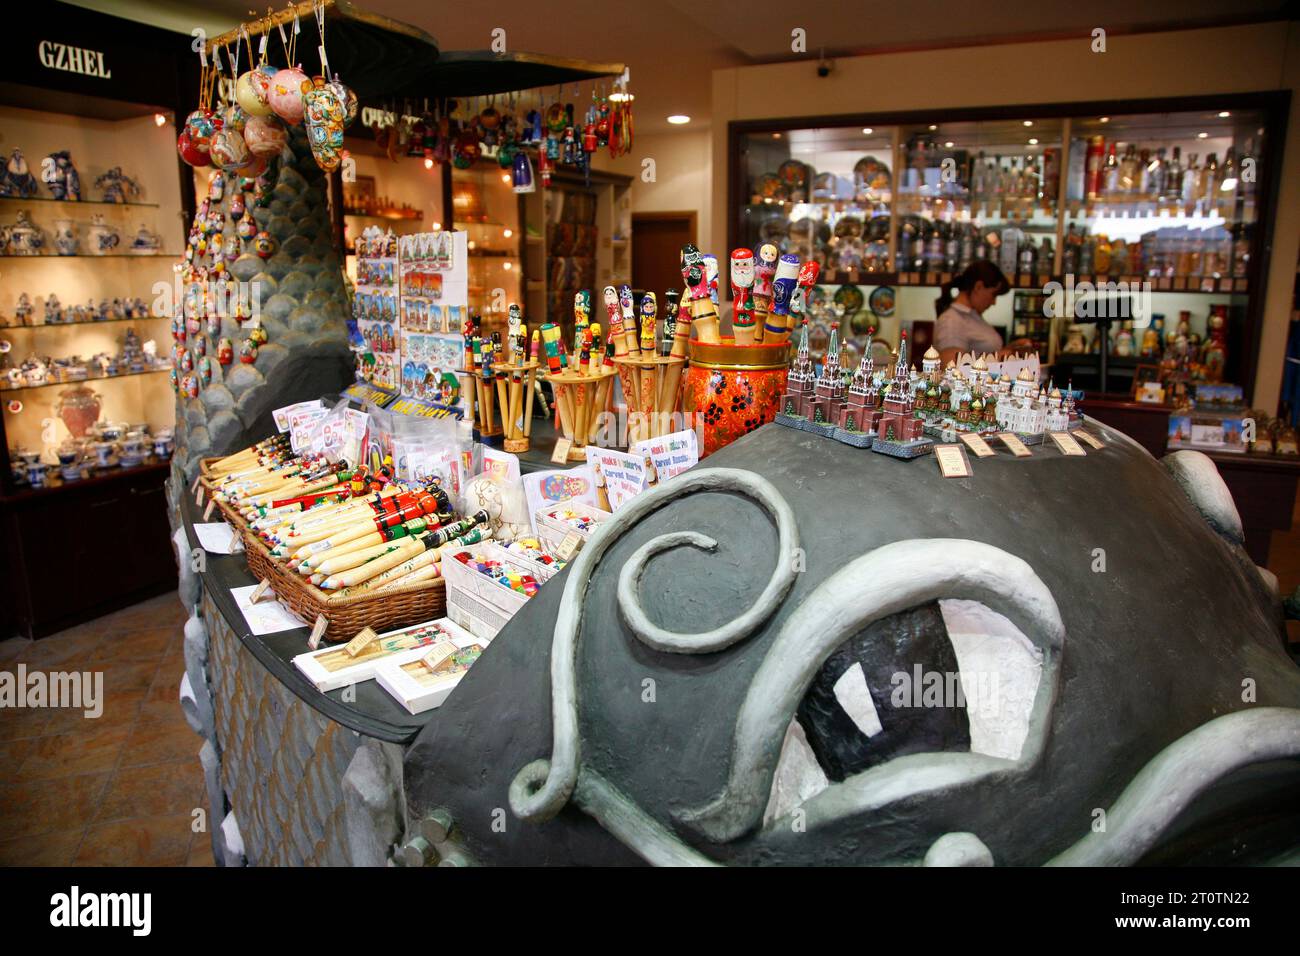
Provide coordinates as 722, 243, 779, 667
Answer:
933, 261, 1026, 366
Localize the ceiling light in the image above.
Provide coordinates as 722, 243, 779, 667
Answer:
1023, 120, 1033, 127
1028, 138, 1039, 145
944, 141, 954, 148
772, 132, 782, 139
928, 124, 937, 131
503, 228, 513, 238
424, 157, 434, 169
432, 221, 441, 231
501, 173, 511, 183
1197, 132, 1208, 139
503, 261, 512, 270
667, 114, 690, 125
154, 113, 168, 127
862, 127, 873, 135
1217, 111, 1231, 118
1099, 116, 1110, 123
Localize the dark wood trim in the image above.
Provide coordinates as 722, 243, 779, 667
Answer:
632, 210, 698, 245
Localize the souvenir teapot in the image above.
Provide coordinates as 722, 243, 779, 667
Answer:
53, 218, 78, 256
88, 215, 119, 254
6, 210, 44, 255
128, 224, 161, 255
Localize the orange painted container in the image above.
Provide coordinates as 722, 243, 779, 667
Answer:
684, 340, 791, 457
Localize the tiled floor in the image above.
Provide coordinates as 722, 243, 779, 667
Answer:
0, 592, 213, 867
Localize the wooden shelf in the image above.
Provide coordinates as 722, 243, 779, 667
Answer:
0, 195, 159, 208
2, 366, 169, 393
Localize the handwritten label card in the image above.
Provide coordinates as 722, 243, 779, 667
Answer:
550, 437, 573, 464
997, 432, 1033, 457
585, 447, 648, 510
1048, 431, 1087, 456
934, 443, 972, 478
630, 429, 700, 482
1075, 430, 1105, 450
958, 432, 996, 458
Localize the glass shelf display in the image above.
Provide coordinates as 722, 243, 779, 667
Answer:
452, 161, 522, 336
731, 98, 1276, 389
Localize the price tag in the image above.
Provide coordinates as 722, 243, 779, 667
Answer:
307, 613, 329, 651
1075, 430, 1106, 450
996, 432, 1032, 457
421, 639, 459, 673
550, 436, 573, 464
344, 626, 378, 658
958, 432, 996, 457
1048, 431, 1087, 456
556, 532, 583, 561
934, 443, 972, 478
250, 577, 273, 604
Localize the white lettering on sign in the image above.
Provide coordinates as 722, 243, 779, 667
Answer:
37, 41, 112, 79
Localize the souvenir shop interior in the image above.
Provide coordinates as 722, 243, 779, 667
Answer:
0, 0, 1298, 877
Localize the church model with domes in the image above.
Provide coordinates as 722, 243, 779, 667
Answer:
775, 322, 1078, 456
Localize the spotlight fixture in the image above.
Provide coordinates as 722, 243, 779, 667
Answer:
667, 115, 691, 125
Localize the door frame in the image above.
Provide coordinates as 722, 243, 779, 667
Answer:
632, 210, 698, 245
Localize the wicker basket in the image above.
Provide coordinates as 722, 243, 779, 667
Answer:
198, 457, 446, 644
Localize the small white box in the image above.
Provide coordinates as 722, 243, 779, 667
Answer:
533, 498, 611, 554
292, 617, 475, 692
374, 632, 488, 714
442, 541, 559, 625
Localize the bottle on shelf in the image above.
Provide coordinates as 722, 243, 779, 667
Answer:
1085, 135, 1105, 201
1199, 153, 1219, 205
1119, 143, 1140, 193
1164, 146, 1183, 201
1146, 148, 1167, 199
1061, 224, 1079, 275
1181, 153, 1200, 204
1102, 143, 1121, 196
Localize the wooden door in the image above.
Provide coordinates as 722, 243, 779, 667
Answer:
632, 212, 697, 299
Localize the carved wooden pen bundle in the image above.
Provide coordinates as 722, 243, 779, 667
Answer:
205, 440, 490, 596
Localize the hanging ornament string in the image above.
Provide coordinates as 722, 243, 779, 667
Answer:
290, 9, 301, 68
314, 0, 330, 78
276, 10, 291, 67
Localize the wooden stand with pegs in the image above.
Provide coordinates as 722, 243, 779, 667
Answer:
497, 360, 539, 453
543, 366, 616, 461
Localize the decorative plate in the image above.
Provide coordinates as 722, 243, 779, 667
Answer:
833, 283, 864, 321
805, 284, 833, 322
754, 173, 785, 201
854, 156, 891, 193
869, 285, 896, 317
777, 159, 809, 192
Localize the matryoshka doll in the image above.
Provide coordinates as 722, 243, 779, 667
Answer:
254, 231, 276, 259
240, 338, 258, 363
199, 355, 213, 387
217, 337, 233, 365
206, 312, 222, 338
247, 325, 268, 348
193, 335, 207, 358
208, 170, 225, 203
181, 372, 199, 398
179, 348, 194, 374
236, 216, 258, 244
169, 367, 179, 393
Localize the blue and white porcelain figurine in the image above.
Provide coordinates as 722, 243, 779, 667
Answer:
41, 151, 81, 201
0, 149, 39, 197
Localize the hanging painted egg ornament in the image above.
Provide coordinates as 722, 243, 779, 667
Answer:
222, 103, 248, 133
267, 66, 309, 125
177, 128, 210, 167
235, 70, 274, 117
302, 76, 346, 172
254, 231, 277, 259
217, 337, 234, 365
243, 114, 288, 158
199, 355, 213, 386
209, 128, 252, 171
236, 217, 258, 243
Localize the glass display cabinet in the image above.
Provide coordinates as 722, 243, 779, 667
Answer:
729, 95, 1286, 399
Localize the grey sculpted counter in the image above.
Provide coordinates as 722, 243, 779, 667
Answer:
401, 421, 1300, 866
